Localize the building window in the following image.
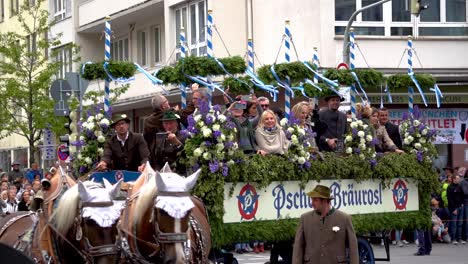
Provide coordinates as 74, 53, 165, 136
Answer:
111, 37, 129, 61
1, 0, 4, 22
153, 26, 161, 64
137, 31, 148, 66
53, 45, 72, 79
26, 33, 37, 53
54, 0, 66, 21
335, 0, 468, 37
10, 0, 18, 17
175, 0, 206, 59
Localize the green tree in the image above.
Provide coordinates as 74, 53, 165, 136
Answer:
0, 0, 77, 165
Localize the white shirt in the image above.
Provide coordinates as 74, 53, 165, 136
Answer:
117, 132, 129, 146
5, 199, 18, 213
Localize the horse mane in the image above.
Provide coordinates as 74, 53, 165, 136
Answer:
134, 173, 157, 224
51, 181, 102, 234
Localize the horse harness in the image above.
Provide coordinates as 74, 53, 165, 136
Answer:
47, 200, 122, 263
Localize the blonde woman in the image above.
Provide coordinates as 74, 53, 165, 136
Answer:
255, 110, 289, 155
292, 102, 317, 149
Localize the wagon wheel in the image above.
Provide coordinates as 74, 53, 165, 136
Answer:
357, 237, 375, 264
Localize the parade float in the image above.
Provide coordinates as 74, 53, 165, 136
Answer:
73, 15, 442, 263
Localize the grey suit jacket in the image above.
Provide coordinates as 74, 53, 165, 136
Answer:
292, 209, 358, 264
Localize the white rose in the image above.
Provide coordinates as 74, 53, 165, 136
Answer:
197, 121, 204, 127
363, 124, 368, 130
95, 113, 104, 120
298, 129, 306, 136
227, 134, 234, 141
94, 130, 103, 138
287, 127, 294, 133
193, 148, 202, 157
86, 122, 95, 130
216, 143, 224, 150
280, 118, 288, 127
84, 157, 93, 165
357, 120, 363, 126
297, 157, 306, 164
194, 115, 202, 122
408, 136, 414, 142
359, 154, 365, 160
232, 142, 239, 150
218, 114, 227, 123
360, 138, 366, 145
366, 135, 373, 142
227, 160, 235, 165
404, 138, 411, 145
97, 148, 104, 155
202, 152, 211, 160
350, 122, 358, 129
79, 136, 85, 141
424, 147, 428, 152
404, 132, 409, 137
220, 134, 226, 142
202, 128, 212, 138
97, 135, 106, 143
421, 129, 428, 136
414, 143, 422, 149
345, 135, 353, 143
212, 124, 221, 131
357, 131, 365, 138
419, 138, 426, 144
413, 120, 420, 126
82, 121, 88, 129
291, 135, 298, 141
69, 133, 77, 142
77, 153, 83, 160
359, 144, 367, 150
87, 116, 94, 122
100, 119, 110, 126
306, 152, 311, 159
346, 147, 353, 154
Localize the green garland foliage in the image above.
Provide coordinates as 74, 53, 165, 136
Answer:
80, 61, 136, 81
257, 61, 312, 84
322, 68, 385, 90
155, 56, 246, 84
192, 152, 438, 248
387, 74, 436, 91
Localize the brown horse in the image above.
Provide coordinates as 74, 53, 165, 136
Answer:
0, 164, 125, 264
119, 163, 211, 264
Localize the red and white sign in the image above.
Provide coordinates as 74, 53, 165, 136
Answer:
57, 144, 69, 161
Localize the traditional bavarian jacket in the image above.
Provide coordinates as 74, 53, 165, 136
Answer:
152, 131, 185, 173
318, 109, 347, 152
102, 131, 150, 172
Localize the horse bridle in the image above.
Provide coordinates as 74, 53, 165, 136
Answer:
152, 191, 191, 261
49, 200, 122, 263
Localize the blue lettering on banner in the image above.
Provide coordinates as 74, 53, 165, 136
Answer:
272, 185, 312, 218
272, 182, 384, 219
330, 182, 383, 210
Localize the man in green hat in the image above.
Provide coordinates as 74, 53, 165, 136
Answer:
97, 114, 150, 172
150, 111, 185, 172
292, 184, 358, 264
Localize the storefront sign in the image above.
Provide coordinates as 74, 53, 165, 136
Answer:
367, 93, 468, 105
388, 108, 468, 144
223, 179, 418, 223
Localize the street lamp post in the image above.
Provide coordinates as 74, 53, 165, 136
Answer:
342, 0, 392, 66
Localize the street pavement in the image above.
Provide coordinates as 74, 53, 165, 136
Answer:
231, 242, 468, 264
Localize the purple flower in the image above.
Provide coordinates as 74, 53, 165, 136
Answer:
204, 141, 212, 147
304, 161, 311, 169
352, 128, 358, 136
209, 160, 219, 173
224, 121, 236, 130
224, 141, 234, 148
94, 103, 104, 113
413, 105, 421, 119
86, 129, 96, 139
288, 116, 300, 126
198, 100, 210, 115
212, 105, 222, 112
354, 148, 361, 154
371, 138, 379, 146
187, 115, 196, 128
213, 130, 222, 138
427, 128, 437, 138
205, 116, 214, 125
370, 159, 377, 168
416, 151, 423, 162
192, 162, 200, 171
79, 166, 88, 173
180, 129, 190, 139
402, 112, 409, 121
71, 140, 85, 147
285, 130, 292, 139
222, 163, 229, 177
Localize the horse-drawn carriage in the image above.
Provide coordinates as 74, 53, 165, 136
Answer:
0, 149, 436, 264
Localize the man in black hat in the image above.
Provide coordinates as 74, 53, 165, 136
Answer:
292, 184, 358, 264
8, 161, 24, 183
97, 114, 150, 172
318, 95, 347, 152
